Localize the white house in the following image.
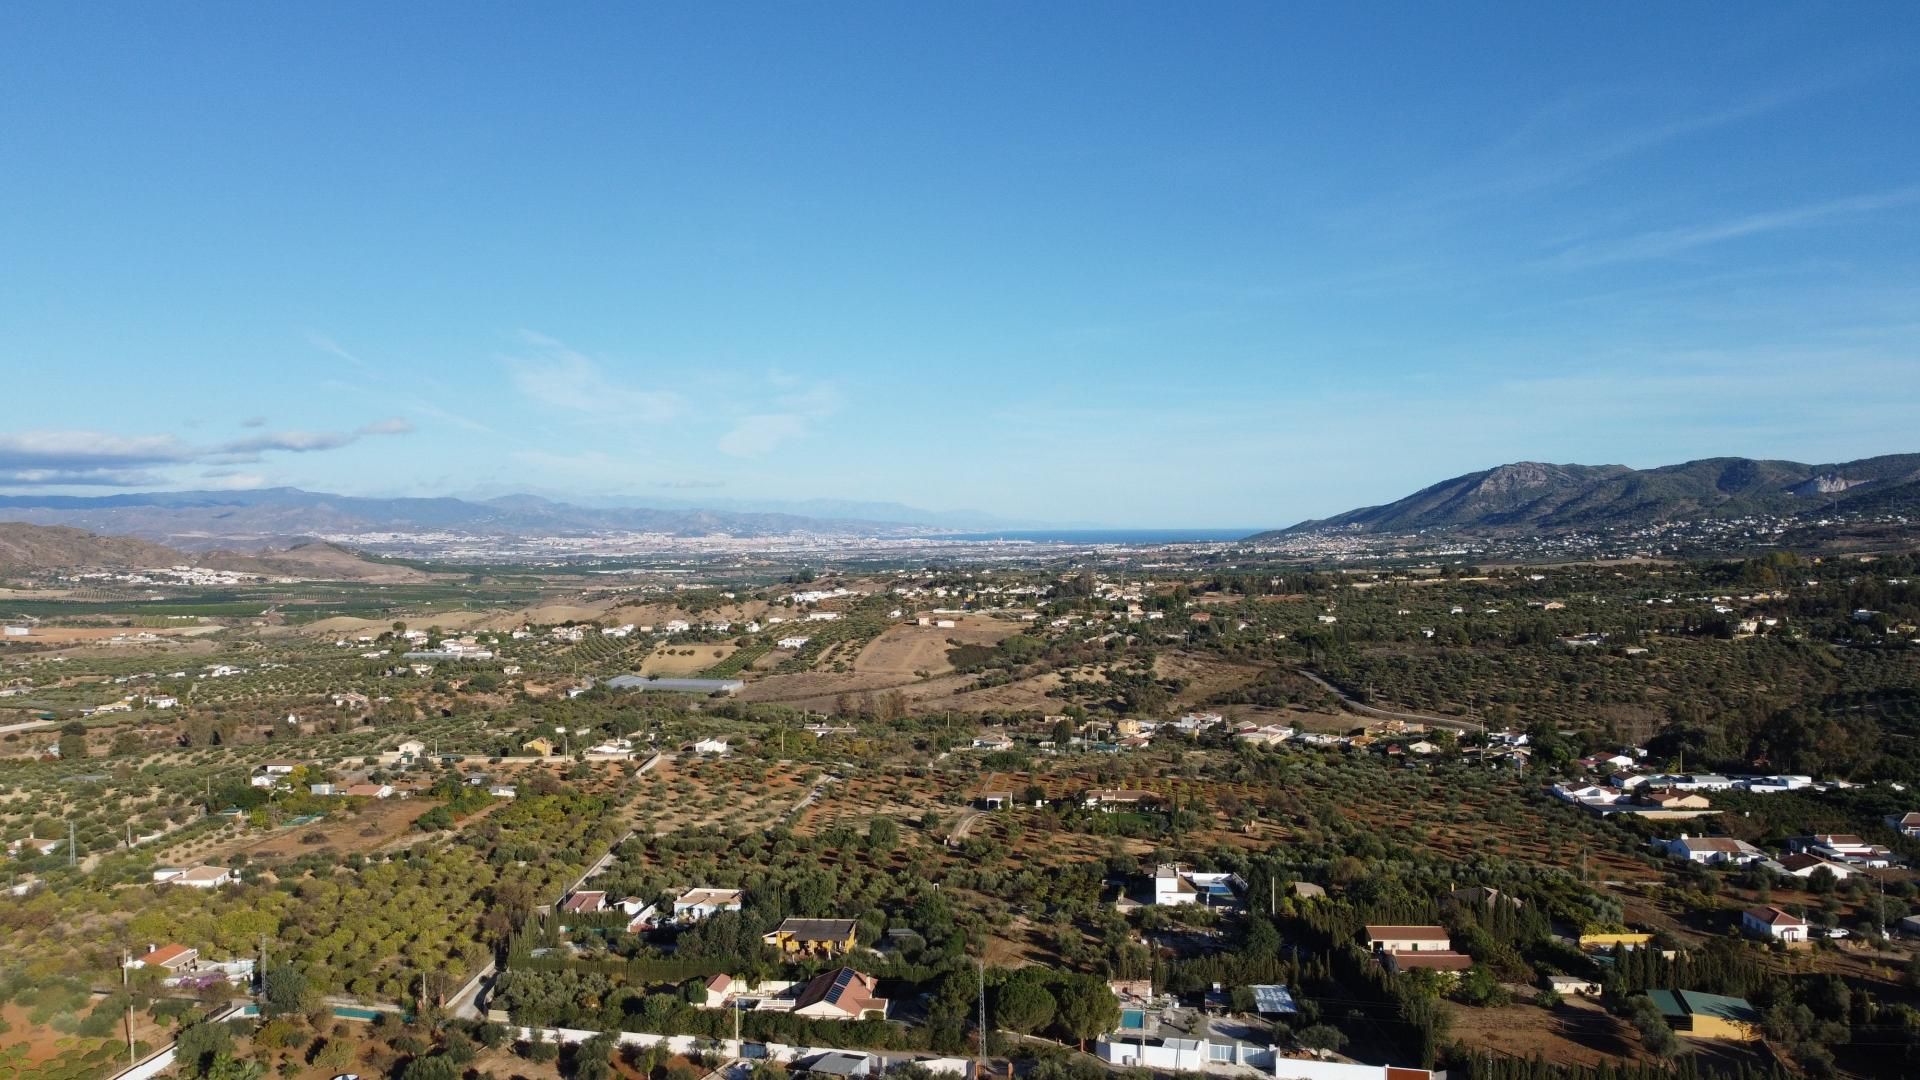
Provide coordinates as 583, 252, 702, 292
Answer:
673, 887, 744, 922
692, 738, 730, 755
1152, 864, 1245, 906
1661, 835, 1767, 866
154, 865, 233, 888
1364, 925, 1453, 954
777, 636, 811, 650
1887, 812, 1920, 838
1790, 834, 1894, 867
1742, 906, 1810, 944
1779, 854, 1855, 881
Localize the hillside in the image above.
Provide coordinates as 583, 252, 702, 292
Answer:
0, 522, 431, 581
0, 487, 922, 550
1259, 452, 1920, 538
197, 542, 437, 583
0, 523, 186, 572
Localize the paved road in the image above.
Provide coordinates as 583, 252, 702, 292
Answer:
1296, 666, 1485, 733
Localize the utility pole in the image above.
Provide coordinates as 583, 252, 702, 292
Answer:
68, 820, 76, 867
122, 951, 136, 1066
975, 958, 988, 1080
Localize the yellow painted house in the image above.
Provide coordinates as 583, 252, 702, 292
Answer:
522, 737, 556, 757
762, 917, 859, 957
1649, 989, 1760, 1041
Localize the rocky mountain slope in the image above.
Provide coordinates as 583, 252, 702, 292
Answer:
1258, 453, 1920, 538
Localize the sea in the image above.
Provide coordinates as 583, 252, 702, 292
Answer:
943, 528, 1261, 545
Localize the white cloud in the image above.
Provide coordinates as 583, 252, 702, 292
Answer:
0, 431, 196, 471
0, 467, 166, 487
504, 331, 683, 421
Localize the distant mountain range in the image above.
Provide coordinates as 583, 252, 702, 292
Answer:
0, 487, 937, 551
1257, 453, 1920, 539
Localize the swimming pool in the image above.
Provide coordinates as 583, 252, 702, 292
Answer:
1119, 1008, 1146, 1029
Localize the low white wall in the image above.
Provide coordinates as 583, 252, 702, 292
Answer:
105, 1047, 176, 1080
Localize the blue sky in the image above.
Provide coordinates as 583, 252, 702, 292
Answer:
2, 4, 1917, 527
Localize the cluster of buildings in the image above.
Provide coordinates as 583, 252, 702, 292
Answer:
1552, 744, 1862, 819
1657, 830, 1903, 888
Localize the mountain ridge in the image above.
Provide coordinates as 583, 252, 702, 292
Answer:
0, 487, 936, 550
1255, 452, 1920, 538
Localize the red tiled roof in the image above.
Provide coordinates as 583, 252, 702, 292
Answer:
1746, 906, 1807, 927
142, 943, 196, 968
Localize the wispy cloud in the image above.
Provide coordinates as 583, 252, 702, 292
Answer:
716, 374, 842, 458
356, 417, 415, 436
718, 414, 809, 458
1542, 184, 1920, 269
311, 334, 498, 434
504, 331, 683, 421
1379, 79, 1842, 222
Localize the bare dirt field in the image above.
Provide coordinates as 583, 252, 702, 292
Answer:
1443, 998, 1642, 1069
853, 620, 1019, 678
158, 797, 436, 864
639, 644, 736, 676
1151, 651, 1266, 699
521, 604, 611, 625
303, 610, 509, 636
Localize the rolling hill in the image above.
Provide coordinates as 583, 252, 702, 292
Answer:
1257, 453, 1920, 538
